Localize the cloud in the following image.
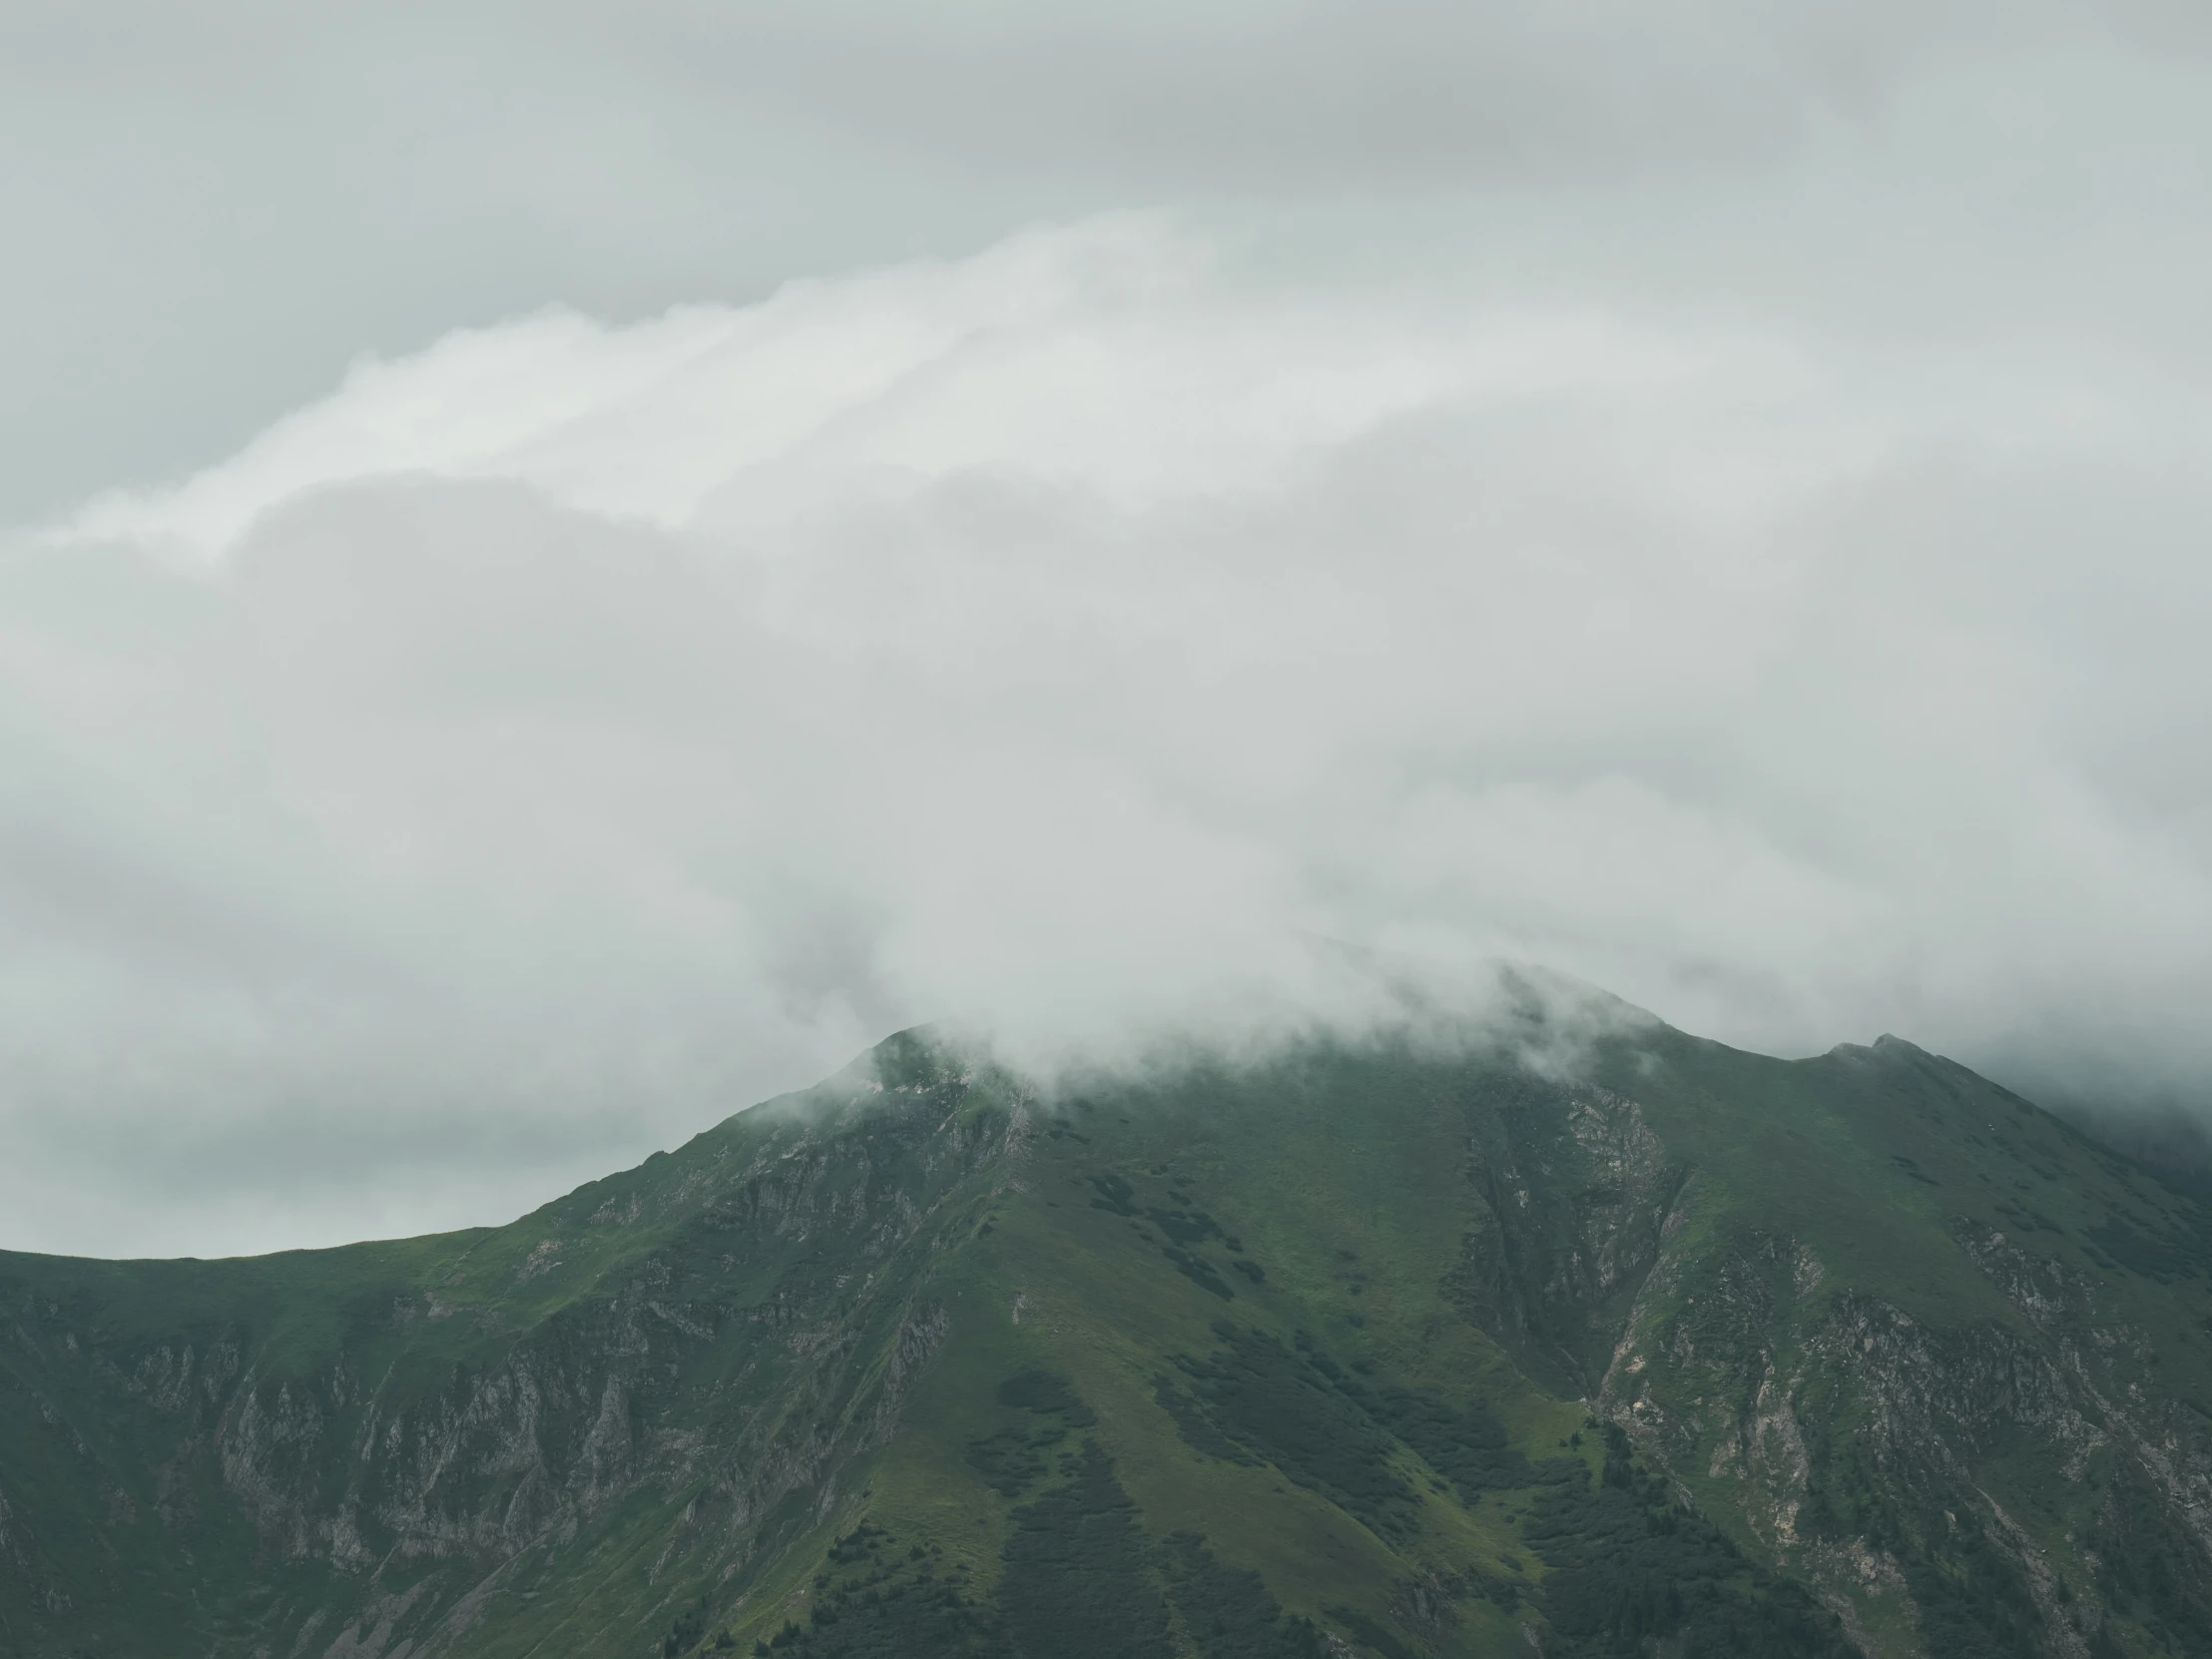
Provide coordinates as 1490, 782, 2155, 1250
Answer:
591, 0, 2211, 186
9, 190, 2212, 1256
11, 0, 2212, 540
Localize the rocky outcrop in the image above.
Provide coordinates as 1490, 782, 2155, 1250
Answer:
1589, 1191, 2212, 1658
1448, 1081, 1689, 1393
0, 1065, 1014, 1659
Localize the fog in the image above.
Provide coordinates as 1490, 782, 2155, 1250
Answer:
3, 3, 2210, 1255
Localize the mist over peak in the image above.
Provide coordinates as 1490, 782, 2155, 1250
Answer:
0, 120, 2203, 1256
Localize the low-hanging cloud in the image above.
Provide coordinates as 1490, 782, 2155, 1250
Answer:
9, 207, 2212, 1257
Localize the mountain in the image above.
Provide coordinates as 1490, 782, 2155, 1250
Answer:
4, 985, 2211, 1658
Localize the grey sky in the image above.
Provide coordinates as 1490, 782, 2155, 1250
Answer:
4, 2, 2212, 1257
9, 0, 2207, 519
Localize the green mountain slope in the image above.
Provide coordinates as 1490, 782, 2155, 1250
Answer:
4, 989, 2211, 1658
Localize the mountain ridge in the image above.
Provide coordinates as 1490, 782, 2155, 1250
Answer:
3, 1001, 2209, 1657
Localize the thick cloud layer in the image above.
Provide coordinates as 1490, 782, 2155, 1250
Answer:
8, 0, 2210, 523
10, 207, 2212, 1256
6, 5, 2212, 1257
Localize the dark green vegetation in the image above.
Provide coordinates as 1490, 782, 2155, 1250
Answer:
4, 982, 2212, 1657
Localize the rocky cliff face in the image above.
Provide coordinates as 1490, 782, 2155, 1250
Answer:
1, 1041, 1013, 1655
1582, 1038, 2212, 1659
3, 1018, 2209, 1658
1448, 1080, 1688, 1394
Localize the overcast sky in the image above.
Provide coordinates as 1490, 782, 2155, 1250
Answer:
5, 0, 2212, 1257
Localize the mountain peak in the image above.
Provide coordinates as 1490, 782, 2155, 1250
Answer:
3, 1012, 2208, 1656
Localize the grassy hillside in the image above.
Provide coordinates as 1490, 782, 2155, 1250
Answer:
3, 994, 2209, 1657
